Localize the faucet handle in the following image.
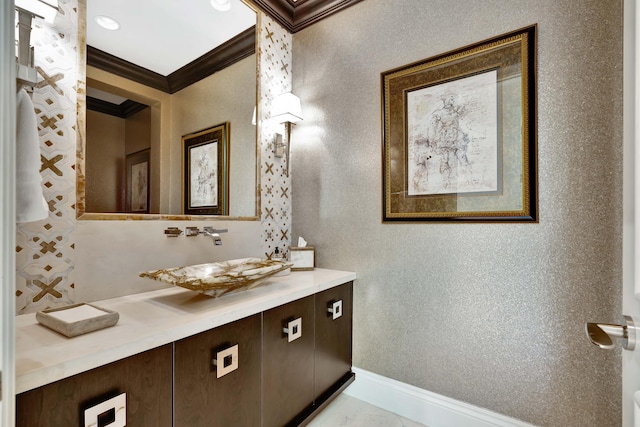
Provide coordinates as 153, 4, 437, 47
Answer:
164, 227, 183, 237
186, 226, 200, 237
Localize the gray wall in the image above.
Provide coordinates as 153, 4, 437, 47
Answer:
291, 1, 623, 426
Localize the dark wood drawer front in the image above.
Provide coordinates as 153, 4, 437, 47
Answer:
262, 295, 315, 427
16, 344, 173, 427
174, 313, 261, 427
314, 282, 353, 400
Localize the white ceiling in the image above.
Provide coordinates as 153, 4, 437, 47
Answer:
86, 0, 256, 76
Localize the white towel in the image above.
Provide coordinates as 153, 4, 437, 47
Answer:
16, 87, 48, 223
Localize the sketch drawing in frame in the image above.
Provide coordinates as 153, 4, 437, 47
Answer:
182, 122, 229, 216
382, 25, 537, 222
125, 148, 150, 214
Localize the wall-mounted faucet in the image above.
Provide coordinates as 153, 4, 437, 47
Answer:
173, 226, 228, 245
188, 226, 228, 245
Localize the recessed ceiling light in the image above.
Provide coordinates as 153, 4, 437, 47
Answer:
94, 15, 120, 31
210, 0, 231, 12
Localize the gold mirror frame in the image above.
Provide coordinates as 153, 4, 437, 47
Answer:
76, 1, 261, 221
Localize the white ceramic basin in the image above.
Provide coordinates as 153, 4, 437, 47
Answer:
140, 257, 292, 298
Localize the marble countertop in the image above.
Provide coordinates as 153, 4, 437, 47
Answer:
15, 268, 356, 394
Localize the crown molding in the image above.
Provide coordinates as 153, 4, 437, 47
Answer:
252, 0, 363, 33
87, 26, 256, 94
167, 26, 255, 93
87, 97, 148, 119
87, 45, 170, 92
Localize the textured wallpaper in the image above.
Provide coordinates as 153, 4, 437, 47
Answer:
291, 1, 623, 426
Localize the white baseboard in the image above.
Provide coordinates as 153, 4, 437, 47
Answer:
344, 367, 537, 427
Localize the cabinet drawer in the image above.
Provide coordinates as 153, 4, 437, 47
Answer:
174, 313, 261, 427
16, 344, 172, 427
262, 295, 315, 427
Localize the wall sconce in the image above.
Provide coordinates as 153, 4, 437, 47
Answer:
16, 0, 59, 24
271, 92, 303, 177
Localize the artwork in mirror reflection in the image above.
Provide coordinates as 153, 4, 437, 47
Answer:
183, 123, 229, 216
126, 148, 150, 213
190, 141, 218, 207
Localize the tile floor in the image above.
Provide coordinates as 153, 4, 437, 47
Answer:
306, 393, 428, 427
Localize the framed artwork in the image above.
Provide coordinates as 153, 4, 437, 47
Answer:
182, 122, 229, 215
125, 148, 150, 213
381, 25, 537, 222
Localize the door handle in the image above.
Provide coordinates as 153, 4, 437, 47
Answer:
585, 315, 637, 350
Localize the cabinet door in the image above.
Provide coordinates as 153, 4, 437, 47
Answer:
174, 313, 261, 427
262, 295, 315, 427
314, 282, 353, 400
16, 344, 173, 427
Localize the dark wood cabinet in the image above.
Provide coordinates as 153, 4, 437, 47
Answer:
314, 282, 353, 400
16, 344, 173, 427
16, 281, 354, 427
262, 295, 315, 427
173, 313, 261, 427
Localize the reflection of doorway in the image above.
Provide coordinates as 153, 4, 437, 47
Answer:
86, 87, 150, 213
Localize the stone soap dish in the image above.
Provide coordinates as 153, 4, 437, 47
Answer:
36, 303, 119, 337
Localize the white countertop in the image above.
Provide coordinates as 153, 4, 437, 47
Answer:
15, 268, 356, 394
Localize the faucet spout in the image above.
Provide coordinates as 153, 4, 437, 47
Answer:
201, 227, 227, 246
209, 233, 222, 245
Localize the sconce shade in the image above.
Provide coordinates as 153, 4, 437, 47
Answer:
271, 92, 303, 123
16, 0, 59, 23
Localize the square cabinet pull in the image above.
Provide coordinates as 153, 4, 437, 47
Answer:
283, 317, 303, 342
328, 300, 343, 320
213, 344, 239, 378
84, 392, 126, 427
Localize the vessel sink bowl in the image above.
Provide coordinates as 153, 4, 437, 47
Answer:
140, 257, 292, 298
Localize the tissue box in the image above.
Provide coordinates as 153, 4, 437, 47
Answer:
289, 246, 315, 271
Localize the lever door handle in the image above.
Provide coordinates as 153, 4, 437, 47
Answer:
585, 315, 637, 350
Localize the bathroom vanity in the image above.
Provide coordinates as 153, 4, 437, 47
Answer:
14, 269, 355, 427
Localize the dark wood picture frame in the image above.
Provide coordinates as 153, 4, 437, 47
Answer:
381, 25, 537, 222
125, 148, 150, 213
182, 122, 229, 215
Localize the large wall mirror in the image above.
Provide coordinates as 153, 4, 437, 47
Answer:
79, 0, 260, 220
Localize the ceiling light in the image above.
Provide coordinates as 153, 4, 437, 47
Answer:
94, 15, 120, 31
210, 0, 231, 12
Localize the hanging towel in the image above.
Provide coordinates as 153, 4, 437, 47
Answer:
16, 87, 48, 223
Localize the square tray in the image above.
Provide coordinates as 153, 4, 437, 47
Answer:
36, 303, 119, 337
